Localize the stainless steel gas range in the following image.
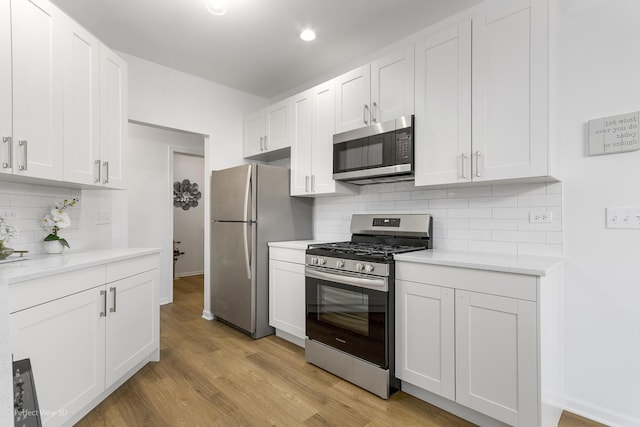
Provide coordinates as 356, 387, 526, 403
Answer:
304, 213, 432, 399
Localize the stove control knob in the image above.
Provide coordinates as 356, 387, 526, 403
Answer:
365, 264, 374, 273
336, 260, 345, 268
318, 257, 326, 266
311, 257, 318, 265
355, 263, 364, 272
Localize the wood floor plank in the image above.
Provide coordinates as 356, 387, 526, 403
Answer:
76, 275, 605, 427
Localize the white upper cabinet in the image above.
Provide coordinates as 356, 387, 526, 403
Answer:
415, 0, 551, 186
243, 98, 291, 159
472, 0, 548, 181
11, 0, 64, 180
290, 79, 357, 197
335, 47, 414, 133
99, 43, 127, 188
415, 21, 472, 186
62, 15, 100, 185
0, 0, 11, 174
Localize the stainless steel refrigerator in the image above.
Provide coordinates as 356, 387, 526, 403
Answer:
210, 164, 313, 339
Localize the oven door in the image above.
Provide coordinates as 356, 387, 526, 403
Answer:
305, 266, 389, 368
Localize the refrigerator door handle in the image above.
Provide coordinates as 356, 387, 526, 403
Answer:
243, 223, 251, 280
243, 164, 252, 222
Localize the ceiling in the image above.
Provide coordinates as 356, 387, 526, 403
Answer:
50, 0, 483, 99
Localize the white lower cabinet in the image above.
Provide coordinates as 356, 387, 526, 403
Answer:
268, 245, 306, 347
396, 261, 561, 427
9, 254, 159, 426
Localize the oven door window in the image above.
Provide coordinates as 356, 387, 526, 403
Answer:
306, 276, 388, 368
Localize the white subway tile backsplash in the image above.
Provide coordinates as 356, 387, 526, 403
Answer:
313, 182, 564, 255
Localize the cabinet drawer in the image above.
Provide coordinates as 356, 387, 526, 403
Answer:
269, 247, 305, 264
9, 266, 106, 313
106, 254, 160, 283
396, 262, 537, 301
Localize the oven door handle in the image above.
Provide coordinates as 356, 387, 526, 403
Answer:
305, 267, 388, 292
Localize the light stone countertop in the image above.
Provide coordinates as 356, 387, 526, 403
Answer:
268, 240, 327, 250
394, 249, 564, 276
1, 248, 161, 284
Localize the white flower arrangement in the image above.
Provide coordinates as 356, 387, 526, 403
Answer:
0, 214, 18, 243
41, 198, 78, 248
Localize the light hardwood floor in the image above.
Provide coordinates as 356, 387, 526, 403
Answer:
77, 275, 606, 427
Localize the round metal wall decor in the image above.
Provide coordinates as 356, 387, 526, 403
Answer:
173, 179, 202, 210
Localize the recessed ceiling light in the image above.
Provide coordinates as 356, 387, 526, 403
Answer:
300, 29, 316, 42
205, 0, 228, 16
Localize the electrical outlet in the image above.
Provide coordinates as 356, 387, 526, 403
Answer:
606, 207, 640, 229
529, 211, 553, 224
95, 211, 111, 225
0, 209, 16, 218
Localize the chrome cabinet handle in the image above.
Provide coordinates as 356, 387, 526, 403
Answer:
103, 161, 109, 184
372, 102, 378, 123
475, 151, 481, 178
100, 290, 107, 317
259, 136, 264, 151
263, 135, 268, 150
305, 175, 309, 192
363, 104, 369, 125
461, 153, 468, 179
94, 159, 101, 183
18, 140, 27, 170
109, 287, 116, 313
2, 136, 11, 168
311, 175, 316, 192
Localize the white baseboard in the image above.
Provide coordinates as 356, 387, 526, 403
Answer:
159, 296, 172, 305
275, 329, 305, 348
174, 270, 204, 278
563, 395, 640, 427
202, 310, 214, 320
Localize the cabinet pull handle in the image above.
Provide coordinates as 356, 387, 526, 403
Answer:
461, 153, 467, 179
94, 160, 101, 183
18, 140, 27, 171
363, 104, 369, 125
372, 102, 377, 123
474, 151, 481, 178
311, 175, 316, 192
109, 287, 117, 313
100, 290, 107, 317
263, 135, 268, 150
103, 161, 109, 184
2, 136, 11, 168
259, 136, 264, 151
305, 175, 309, 192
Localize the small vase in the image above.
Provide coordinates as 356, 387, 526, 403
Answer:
43, 239, 64, 254
0, 240, 14, 260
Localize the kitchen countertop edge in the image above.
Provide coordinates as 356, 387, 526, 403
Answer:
394, 249, 564, 276
268, 240, 326, 250
4, 248, 161, 284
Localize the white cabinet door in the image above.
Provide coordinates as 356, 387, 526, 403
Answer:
11, 0, 63, 180
10, 287, 106, 427
265, 98, 290, 152
243, 109, 265, 157
371, 46, 414, 124
0, 0, 11, 175
396, 280, 455, 400
105, 270, 158, 388
269, 259, 306, 340
335, 64, 371, 133
455, 290, 537, 427
415, 21, 472, 186
472, 0, 548, 181
62, 15, 100, 185
290, 90, 312, 196
311, 80, 339, 195
99, 43, 127, 189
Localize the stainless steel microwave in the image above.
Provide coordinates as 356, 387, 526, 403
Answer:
332, 115, 414, 185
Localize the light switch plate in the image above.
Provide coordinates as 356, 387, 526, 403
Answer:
606, 207, 640, 229
95, 211, 111, 225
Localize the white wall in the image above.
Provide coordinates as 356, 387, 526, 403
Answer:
173, 153, 205, 277
557, 1, 640, 425
127, 123, 204, 304
120, 53, 267, 315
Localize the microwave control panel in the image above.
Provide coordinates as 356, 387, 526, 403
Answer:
395, 129, 412, 163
